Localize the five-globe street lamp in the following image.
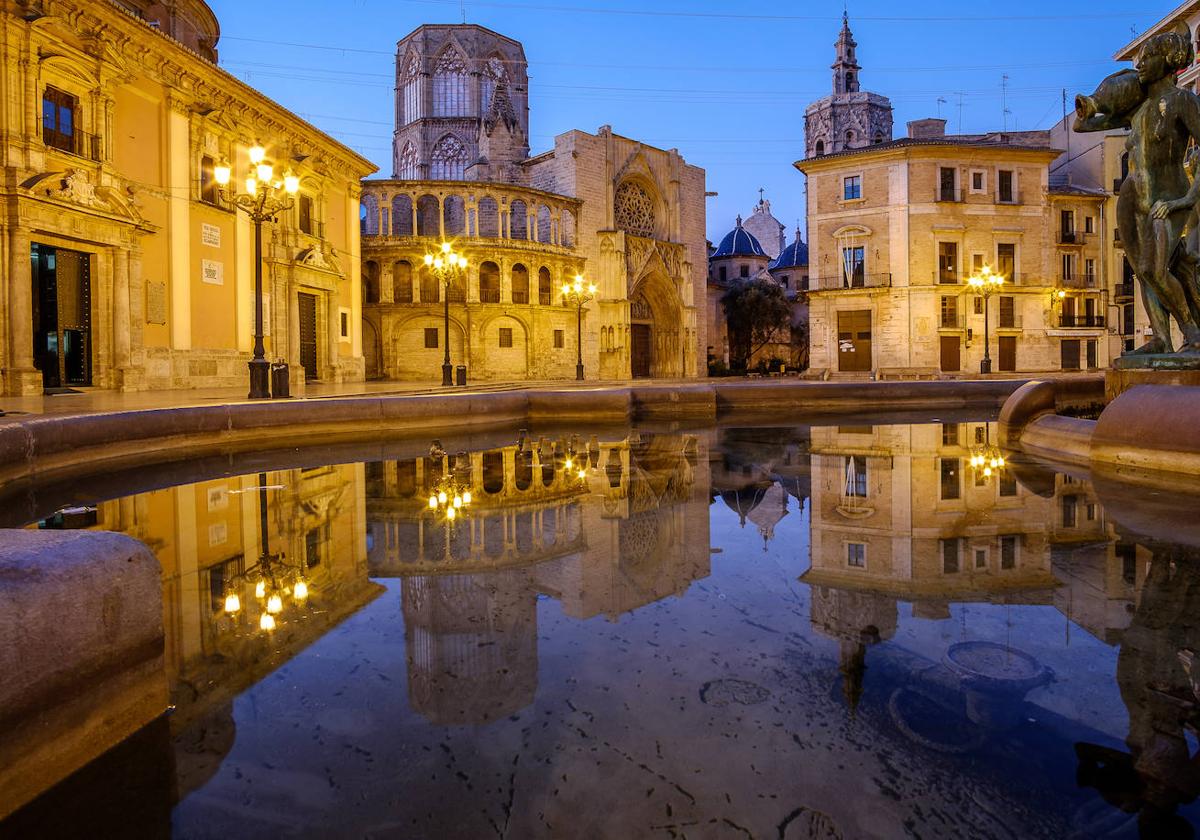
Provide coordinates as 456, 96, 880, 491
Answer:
561, 274, 596, 381
967, 265, 1005, 375
213, 143, 300, 399
424, 242, 468, 386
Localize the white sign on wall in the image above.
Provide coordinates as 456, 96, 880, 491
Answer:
201, 223, 221, 247
201, 259, 224, 285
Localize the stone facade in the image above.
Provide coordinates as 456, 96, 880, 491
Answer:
804, 14, 893, 160
363, 24, 706, 382
797, 120, 1110, 378
0, 0, 376, 396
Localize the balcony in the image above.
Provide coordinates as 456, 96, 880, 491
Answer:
932, 270, 961, 285
812, 273, 892, 291
44, 128, 101, 162
1060, 273, 1098, 289
1114, 281, 1134, 300
1057, 230, 1085, 246
1059, 314, 1105, 328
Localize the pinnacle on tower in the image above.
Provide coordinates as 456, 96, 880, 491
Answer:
833, 12, 861, 95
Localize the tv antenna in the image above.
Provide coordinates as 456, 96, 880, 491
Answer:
937, 96, 947, 118
1001, 74, 1011, 132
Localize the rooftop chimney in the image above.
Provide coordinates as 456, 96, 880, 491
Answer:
907, 118, 947, 140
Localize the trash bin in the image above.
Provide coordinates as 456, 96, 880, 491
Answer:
455, 365, 467, 386
271, 361, 290, 399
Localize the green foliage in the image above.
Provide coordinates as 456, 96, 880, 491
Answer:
721, 278, 792, 368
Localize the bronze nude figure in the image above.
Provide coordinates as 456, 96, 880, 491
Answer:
1075, 23, 1200, 358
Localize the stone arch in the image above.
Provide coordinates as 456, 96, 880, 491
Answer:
394, 259, 414, 303
392, 194, 414, 235
479, 260, 500, 303
363, 260, 380, 304
478, 196, 500, 237
536, 204, 552, 243
430, 134, 467, 180
418, 263, 439, 303
363, 317, 381, 379
629, 271, 685, 378
614, 178, 658, 239
480, 313, 530, 379
361, 193, 379, 235
416, 194, 439, 236
392, 312, 467, 377
537, 266, 553, 305
443, 194, 466, 236
561, 208, 576, 248
515, 450, 533, 491
510, 199, 528, 240
845, 129, 855, 144
511, 263, 529, 304
482, 451, 505, 496
815, 139, 825, 156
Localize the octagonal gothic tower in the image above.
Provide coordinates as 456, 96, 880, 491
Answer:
393, 24, 531, 183
804, 14, 893, 158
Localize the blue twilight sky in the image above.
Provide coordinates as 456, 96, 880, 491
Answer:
210, 0, 1158, 244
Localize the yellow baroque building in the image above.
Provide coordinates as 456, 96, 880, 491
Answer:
360, 25, 707, 382
0, 0, 376, 396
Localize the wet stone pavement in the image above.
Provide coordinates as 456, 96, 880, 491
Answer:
4, 420, 1199, 838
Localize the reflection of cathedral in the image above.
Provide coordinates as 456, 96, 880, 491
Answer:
366, 431, 712, 724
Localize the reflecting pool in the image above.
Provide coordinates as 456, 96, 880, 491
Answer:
4, 419, 1200, 839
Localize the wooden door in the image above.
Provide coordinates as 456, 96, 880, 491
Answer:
298, 292, 318, 380
998, 335, 1016, 372
631, 323, 652, 378
837, 310, 872, 372
1060, 338, 1080, 371
939, 335, 960, 372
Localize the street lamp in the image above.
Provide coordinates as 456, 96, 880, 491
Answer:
560, 274, 596, 381
423, 242, 468, 386
213, 143, 300, 399
967, 264, 1005, 374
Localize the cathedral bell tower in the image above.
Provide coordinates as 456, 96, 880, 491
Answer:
803, 14, 893, 158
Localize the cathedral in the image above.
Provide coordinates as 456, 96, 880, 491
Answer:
804, 14, 893, 158
360, 24, 707, 382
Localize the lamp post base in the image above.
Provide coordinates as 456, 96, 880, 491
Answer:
248, 358, 271, 400
442, 363, 453, 387
576, 363, 585, 381
980, 359, 993, 374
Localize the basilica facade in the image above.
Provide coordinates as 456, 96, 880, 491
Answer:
360, 24, 707, 382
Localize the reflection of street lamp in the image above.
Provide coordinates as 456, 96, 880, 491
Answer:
969, 426, 1006, 480
427, 451, 473, 521
423, 242, 468, 386
213, 143, 300, 399
221, 472, 311, 633
967, 265, 1005, 374
561, 274, 596, 381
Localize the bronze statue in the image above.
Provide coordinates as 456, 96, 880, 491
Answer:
1075, 24, 1200, 357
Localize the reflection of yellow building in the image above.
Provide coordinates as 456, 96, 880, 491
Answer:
1, 0, 375, 395
366, 432, 711, 723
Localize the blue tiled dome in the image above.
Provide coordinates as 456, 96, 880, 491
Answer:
711, 216, 767, 259
770, 231, 809, 270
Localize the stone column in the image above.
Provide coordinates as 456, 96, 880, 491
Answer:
410, 197, 418, 235
437, 197, 445, 238
112, 246, 134, 390
327, 290, 341, 382
7, 226, 39, 395
380, 262, 395, 304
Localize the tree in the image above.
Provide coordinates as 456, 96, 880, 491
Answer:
721, 278, 792, 369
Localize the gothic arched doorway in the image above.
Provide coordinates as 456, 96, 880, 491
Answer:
629, 273, 683, 379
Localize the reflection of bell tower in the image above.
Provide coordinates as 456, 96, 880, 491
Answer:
402, 570, 538, 724
810, 586, 897, 712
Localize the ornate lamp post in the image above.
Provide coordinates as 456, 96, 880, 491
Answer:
213, 143, 300, 399
423, 242, 468, 386
560, 274, 596, 381
967, 265, 1005, 375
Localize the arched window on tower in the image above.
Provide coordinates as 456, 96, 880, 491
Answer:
401, 52, 421, 123
432, 48, 469, 117
845, 129, 855, 144
873, 132, 884, 145
398, 142, 419, 179
845, 72, 855, 89
430, 135, 467, 180
815, 139, 825, 156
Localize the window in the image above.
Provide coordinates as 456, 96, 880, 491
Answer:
479, 261, 500, 303
394, 260, 413, 303
511, 264, 529, 304
939, 167, 957, 201
430, 134, 467, 180
998, 296, 1015, 328
1000, 535, 1018, 569
941, 422, 959, 447
997, 243, 1016, 284
844, 456, 868, 498
1086, 503, 1096, 521
1062, 253, 1075, 282
553, 329, 564, 348
842, 246, 865, 288
305, 527, 323, 568
1062, 494, 1078, 527
298, 194, 314, 235
970, 170, 986, 193
974, 298, 983, 314
815, 139, 825, 156
1118, 544, 1136, 585
200, 155, 219, 205
999, 472, 1017, 497
780, 275, 790, 289
42, 86, 77, 154
398, 142, 419, 180
975, 548, 988, 569
431, 49, 469, 117
614, 181, 656, 237
940, 295, 958, 328
400, 52, 422, 124
424, 327, 439, 348
1084, 215, 1095, 234
538, 267, 552, 305
340, 311, 349, 338
1085, 258, 1096, 284
940, 458, 960, 500
843, 175, 862, 201
938, 242, 958, 284
975, 426, 986, 445
718, 265, 727, 283
498, 327, 513, 348
739, 264, 749, 278
942, 538, 960, 573
997, 169, 1015, 203
1060, 210, 1075, 241
847, 543, 866, 568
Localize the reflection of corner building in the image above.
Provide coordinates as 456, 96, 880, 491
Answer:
360, 24, 706, 381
